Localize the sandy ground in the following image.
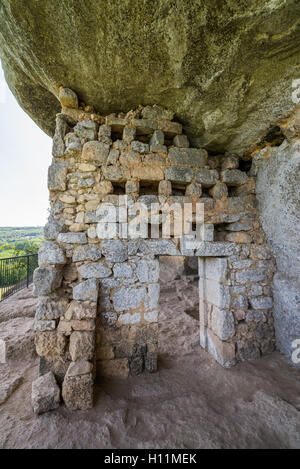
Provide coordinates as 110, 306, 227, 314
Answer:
0, 275, 299, 449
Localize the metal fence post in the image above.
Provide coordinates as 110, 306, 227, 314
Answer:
26, 255, 29, 288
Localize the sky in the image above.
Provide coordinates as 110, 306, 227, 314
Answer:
0, 63, 51, 227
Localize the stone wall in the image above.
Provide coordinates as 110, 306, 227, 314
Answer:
33, 89, 276, 410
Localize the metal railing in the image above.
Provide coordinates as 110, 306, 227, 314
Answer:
0, 254, 38, 302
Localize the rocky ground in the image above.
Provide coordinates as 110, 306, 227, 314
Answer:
0, 271, 299, 449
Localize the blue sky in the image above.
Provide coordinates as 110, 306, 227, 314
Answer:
0, 63, 51, 227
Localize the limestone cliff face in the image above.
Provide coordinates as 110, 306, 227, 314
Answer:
0, 0, 300, 153
255, 139, 300, 364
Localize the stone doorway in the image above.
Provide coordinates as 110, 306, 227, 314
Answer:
158, 256, 199, 357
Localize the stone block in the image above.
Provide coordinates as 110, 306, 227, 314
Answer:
150, 144, 167, 153
150, 130, 164, 145
186, 182, 202, 197
248, 284, 263, 296
205, 279, 231, 309
58, 88, 78, 109
34, 320, 56, 332
118, 312, 141, 324
113, 286, 146, 312
165, 166, 194, 183
132, 118, 157, 135
225, 221, 252, 231
199, 223, 214, 241
232, 295, 248, 309
246, 310, 266, 323
180, 234, 196, 256
137, 259, 159, 283
102, 239, 128, 262
131, 141, 149, 153
102, 166, 130, 182
78, 177, 95, 188
52, 135, 65, 158
65, 301, 97, 320
158, 120, 182, 136
211, 307, 235, 340
126, 180, 139, 194
69, 331, 95, 361
38, 241, 66, 265
138, 194, 158, 209
231, 259, 254, 269
67, 360, 93, 377
107, 148, 119, 165
235, 269, 267, 284
120, 151, 141, 168
139, 239, 179, 255
65, 139, 83, 156
33, 266, 62, 296
221, 169, 248, 186
31, 372, 60, 414
57, 232, 87, 244
59, 193, 76, 204
196, 169, 219, 187
158, 180, 172, 196
35, 331, 67, 358
173, 134, 190, 148
78, 262, 112, 279
250, 245, 271, 260
132, 165, 164, 181
72, 245, 102, 262
122, 126, 136, 142
206, 330, 236, 368
225, 232, 252, 243
44, 217, 66, 240
168, 147, 207, 167
209, 182, 228, 199
202, 257, 228, 281
48, 161, 68, 191
113, 262, 133, 278
62, 372, 93, 410
250, 297, 273, 310
82, 140, 110, 163
73, 279, 99, 302
74, 120, 98, 140
78, 163, 97, 172
98, 124, 111, 138
195, 242, 238, 257
146, 284, 160, 311
221, 154, 239, 170
106, 115, 129, 131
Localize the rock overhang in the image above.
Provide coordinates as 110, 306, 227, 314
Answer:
0, 0, 300, 155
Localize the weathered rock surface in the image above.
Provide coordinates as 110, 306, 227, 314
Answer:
0, 286, 37, 323
1, 1, 300, 153
0, 288, 299, 447
256, 140, 300, 365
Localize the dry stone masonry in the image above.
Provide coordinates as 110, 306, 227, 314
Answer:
33, 89, 276, 410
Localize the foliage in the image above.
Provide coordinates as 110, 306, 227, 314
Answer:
0, 227, 41, 292
0, 227, 43, 259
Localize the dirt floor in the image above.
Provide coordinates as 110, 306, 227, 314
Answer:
0, 269, 299, 449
